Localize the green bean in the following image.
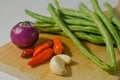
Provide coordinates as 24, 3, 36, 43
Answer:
35, 21, 116, 45
25, 9, 54, 24
36, 26, 104, 44
90, 0, 120, 55
34, 21, 55, 27
48, 3, 111, 72
68, 25, 99, 34
36, 26, 61, 32
53, 0, 60, 8
35, 21, 104, 44
35, 21, 100, 34
103, 2, 120, 30
53, 0, 92, 21
103, 2, 114, 18
73, 32, 104, 44
79, 2, 116, 72
25, 9, 95, 26
112, 17, 120, 29
37, 27, 104, 44
59, 7, 92, 20
60, 31, 104, 44
64, 18, 96, 26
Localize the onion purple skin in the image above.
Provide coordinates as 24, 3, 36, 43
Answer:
10, 21, 39, 48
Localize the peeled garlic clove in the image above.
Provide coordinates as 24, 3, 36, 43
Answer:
57, 54, 71, 64
50, 55, 67, 75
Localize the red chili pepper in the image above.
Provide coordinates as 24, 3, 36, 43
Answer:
28, 48, 54, 67
33, 40, 53, 57
21, 49, 34, 58
53, 38, 64, 54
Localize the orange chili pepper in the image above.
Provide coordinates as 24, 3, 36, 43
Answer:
21, 49, 34, 58
53, 38, 64, 54
28, 48, 54, 67
33, 40, 53, 57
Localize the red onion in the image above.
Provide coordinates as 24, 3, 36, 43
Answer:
10, 21, 39, 48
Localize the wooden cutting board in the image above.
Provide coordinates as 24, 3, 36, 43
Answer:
1, 2, 120, 80
0, 34, 120, 80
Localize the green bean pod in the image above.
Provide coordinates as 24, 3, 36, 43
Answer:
79, 2, 116, 72
48, 3, 111, 73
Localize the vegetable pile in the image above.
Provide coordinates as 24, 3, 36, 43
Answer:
21, 38, 71, 75
9, 0, 120, 74
24, 0, 120, 73
21, 38, 65, 67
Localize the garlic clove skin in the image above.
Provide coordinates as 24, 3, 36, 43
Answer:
57, 54, 71, 64
50, 55, 67, 75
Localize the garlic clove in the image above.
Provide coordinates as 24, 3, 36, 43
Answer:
50, 55, 67, 75
57, 54, 71, 64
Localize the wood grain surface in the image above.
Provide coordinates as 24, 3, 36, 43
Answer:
0, 34, 120, 80
0, 1, 120, 80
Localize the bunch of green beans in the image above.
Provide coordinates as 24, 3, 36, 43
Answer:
25, 9, 105, 44
25, 5, 120, 45
25, 0, 120, 73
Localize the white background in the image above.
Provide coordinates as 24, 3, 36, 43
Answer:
0, 0, 119, 80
